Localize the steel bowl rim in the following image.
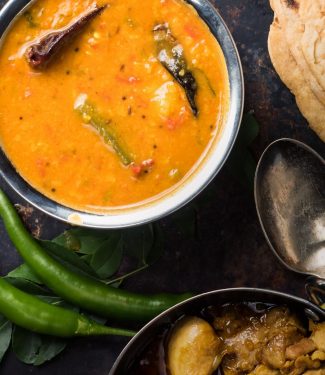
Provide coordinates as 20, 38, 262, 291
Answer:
0, 0, 244, 228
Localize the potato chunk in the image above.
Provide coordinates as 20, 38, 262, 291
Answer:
286, 338, 316, 360
248, 364, 280, 375
167, 316, 222, 375
311, 322, 325, 351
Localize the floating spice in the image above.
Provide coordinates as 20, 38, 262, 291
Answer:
25, 5, 107, 69
153, 23, 198, 116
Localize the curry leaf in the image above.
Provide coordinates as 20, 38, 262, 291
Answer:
4, 277, 52, 296
11, 326, 66, 366
39, 240, 98, 278
33, 336, 67, 366
53, 229, 81, 251
7, 263, 43, 284
54, 228, 112, 255
122, 224, 155, 265
12, 327, 42, 365
90, 233, 123, 278
1, 217, 170, 367
0, 316, 12, 362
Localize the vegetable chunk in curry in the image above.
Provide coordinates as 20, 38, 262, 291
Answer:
0, 0, 229, 211
131, 304, 325, 375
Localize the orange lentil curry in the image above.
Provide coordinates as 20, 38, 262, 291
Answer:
0, 0, 229, 212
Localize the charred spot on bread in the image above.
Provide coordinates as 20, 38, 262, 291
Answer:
284, 0, 299, 10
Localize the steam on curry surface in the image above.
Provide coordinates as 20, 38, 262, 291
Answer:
0, 0, 229, 212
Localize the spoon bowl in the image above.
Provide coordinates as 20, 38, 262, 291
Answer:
255, 138, 325, 279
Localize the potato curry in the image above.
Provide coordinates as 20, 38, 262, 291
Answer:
0, 0, 229, 211
131, 304, 325, 375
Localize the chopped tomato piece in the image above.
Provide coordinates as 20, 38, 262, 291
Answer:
130, 159, 154, 176
166, 117, 178, 130
166, 106, 189, 130
130, 163, 142, 176
184, 24, 201, 40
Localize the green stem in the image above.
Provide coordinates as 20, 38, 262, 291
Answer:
105, 264, 149, 285
77, 316, 136, 337
0, 276, 135, 338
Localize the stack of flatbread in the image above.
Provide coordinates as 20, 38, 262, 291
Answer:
268, 0, 325, 142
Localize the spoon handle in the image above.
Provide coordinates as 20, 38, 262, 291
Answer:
305, 277, 325, 309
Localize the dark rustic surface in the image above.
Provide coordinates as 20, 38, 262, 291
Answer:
0, 0, 324, 374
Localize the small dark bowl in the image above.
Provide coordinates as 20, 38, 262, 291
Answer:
109, 288, 325, 374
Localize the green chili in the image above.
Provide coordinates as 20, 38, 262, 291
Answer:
0, 189, 192, 322
0, 277, 135, 337
75, 97, 134, 166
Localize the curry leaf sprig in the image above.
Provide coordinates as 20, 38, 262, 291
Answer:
0, 223, 167, 366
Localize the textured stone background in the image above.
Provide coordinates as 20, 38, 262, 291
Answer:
0, 0, 324, 374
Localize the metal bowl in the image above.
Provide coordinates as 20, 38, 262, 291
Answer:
109, 288, 325, 374
0, 0, 244, 228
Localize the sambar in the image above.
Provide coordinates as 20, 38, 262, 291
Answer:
0, 0, 229, 212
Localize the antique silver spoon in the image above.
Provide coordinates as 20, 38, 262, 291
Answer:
255, 138, 325, 306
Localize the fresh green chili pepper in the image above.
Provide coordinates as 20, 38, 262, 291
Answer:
75, 95, 134, 166
0, 189, 192, 322
0, 277, 135, 337
153, 23, 198, 116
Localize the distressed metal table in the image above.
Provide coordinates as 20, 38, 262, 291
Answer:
0, 0, 324, 374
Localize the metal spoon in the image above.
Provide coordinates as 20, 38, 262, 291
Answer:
254, 138, 325, 306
